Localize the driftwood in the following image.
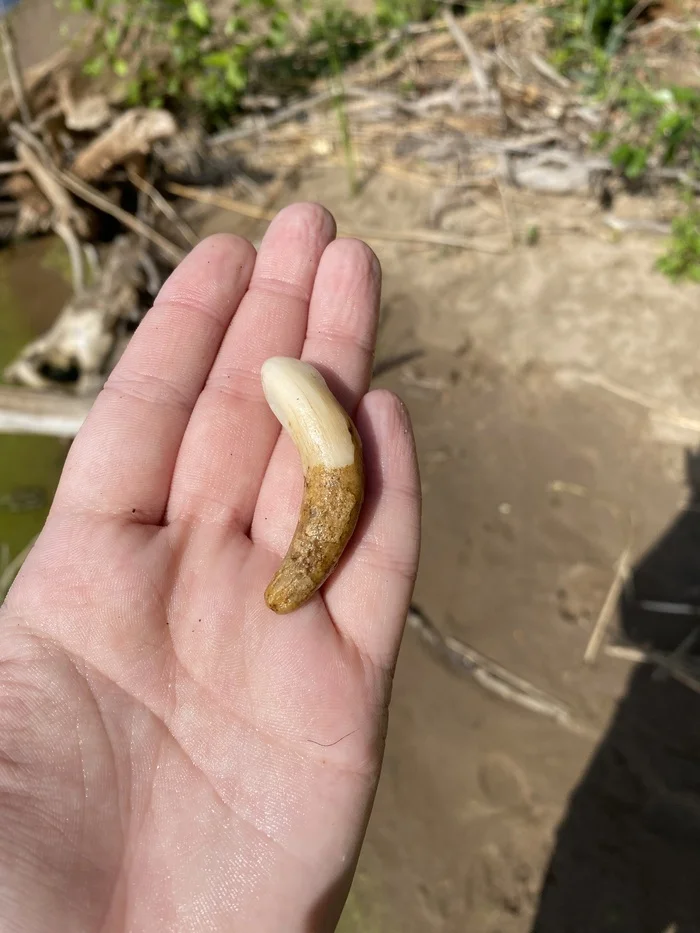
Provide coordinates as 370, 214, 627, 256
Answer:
10, 123, 186, 265
0, 386, 93, 437
4, 236, 160, 395
71, 109, 177, 183
507, 149, 611, 193
56, 70, 111, 133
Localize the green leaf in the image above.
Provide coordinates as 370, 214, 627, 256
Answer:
203, 51, 231, 69
225, 60, 247, 90
82, 54, 106, 77
611, 142, 648, 179
104, 24, 120, 51
186, 0, 210, 30
113, 58, 129, 77
224, 15, 249, 36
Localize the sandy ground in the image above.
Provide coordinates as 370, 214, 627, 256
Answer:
200, 165, 700, 932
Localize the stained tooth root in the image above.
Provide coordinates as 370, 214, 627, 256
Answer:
261, 357, 365, 614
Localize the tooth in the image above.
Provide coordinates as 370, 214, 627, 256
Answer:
261, 357, 364, 614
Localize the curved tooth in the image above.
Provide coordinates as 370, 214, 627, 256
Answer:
261, 357, 364, 614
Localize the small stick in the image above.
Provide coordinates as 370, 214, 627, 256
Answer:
496, 178, 517, 246
529, 52, 571, 89
603, 215, 671, 236
54, 220, 86, 295
0, 17, 31, 125
605, 644, 646, 663
57, 170, 186, 265
127, 168, 200, 248
14, 139, 84, 231
570, 371, 700, 434
606, 0, 656, 51
442, 8, 491, 99
652, 628, 699, 682
408, 605, 594, 737
15, 137, 88, 292
212, 87, 369, 145
605, 644, 700, 695
165, 183, 506, 255
584, 546, 632, 663
0, 160, 22, 175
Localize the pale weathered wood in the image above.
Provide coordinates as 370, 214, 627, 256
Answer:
4, 235, 155, 394
72, 109, 177, 183
0, 386, 94, 437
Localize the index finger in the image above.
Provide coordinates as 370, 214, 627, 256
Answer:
52, 234, 256, 524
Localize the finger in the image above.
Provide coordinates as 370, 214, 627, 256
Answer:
298, 237, 380, 410
53, 235, 256, 523
166, 203, 336, 527
325, 390, 420, 669
251, 237, 380, 551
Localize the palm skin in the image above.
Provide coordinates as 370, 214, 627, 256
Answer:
0, 204, 421, 932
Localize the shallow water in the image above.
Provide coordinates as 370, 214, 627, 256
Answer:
0, 238, 72, 561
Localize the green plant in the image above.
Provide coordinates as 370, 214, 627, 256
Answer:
67, 0, 292, 127
67, 0, 441, 127
547, 0, 636, 80
657, 201, 700, 283
584, 0, 636, 48
375, 0, 440, 29
547, 0, 699, 283
592, 80, 700, 180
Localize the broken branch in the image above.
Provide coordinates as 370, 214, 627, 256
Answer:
0, 385, 94, 437
443, 8, 491, 99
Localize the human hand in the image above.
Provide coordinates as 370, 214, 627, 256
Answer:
0, 204, 420, 932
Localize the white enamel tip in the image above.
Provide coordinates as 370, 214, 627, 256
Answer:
261, 357, 355, 470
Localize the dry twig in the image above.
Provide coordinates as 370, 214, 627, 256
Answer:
213, 87, 369, 145
127, 168, 199, 248
408, 605, 594, 737
584, 546, 632, 663
529, 52, 571, 89
605, 644, 700, 695
560, 371, 700, 434
443, 8, 492, 99
14, 138, 89, 293
166, 183, 507, 254
58, 173, 187, 265
0, 18, 31, 125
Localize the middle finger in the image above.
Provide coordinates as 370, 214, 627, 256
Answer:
166, 202, 336, 528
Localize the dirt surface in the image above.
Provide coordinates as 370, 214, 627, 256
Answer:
200, 165, 700, 932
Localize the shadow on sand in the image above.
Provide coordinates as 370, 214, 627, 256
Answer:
532, 450, 700, 933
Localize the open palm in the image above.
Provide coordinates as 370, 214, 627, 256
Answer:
0, 204, 420, 933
